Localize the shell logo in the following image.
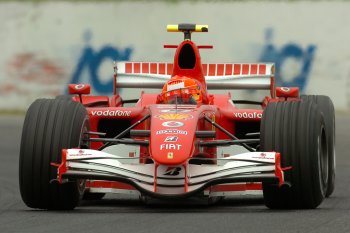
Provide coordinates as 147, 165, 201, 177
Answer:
157, 113, 193, 120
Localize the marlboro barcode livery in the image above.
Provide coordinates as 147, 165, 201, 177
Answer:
19, 24, 335, 210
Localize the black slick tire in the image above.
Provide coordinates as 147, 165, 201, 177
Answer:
301, 95, 335, 197
19, 98, 89, 210
261, 100, 328, 209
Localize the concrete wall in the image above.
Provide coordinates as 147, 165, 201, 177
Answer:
0, 1, 349, 110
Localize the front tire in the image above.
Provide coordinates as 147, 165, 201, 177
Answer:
261, 100, 327, 209
301, 95, 335, 197
19, 99, 89, 210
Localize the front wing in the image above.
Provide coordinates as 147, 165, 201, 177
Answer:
55, 149, 284, 198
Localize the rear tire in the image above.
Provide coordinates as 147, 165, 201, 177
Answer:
261, 101, 327, 209
19, 99, 89, 210
301, 95, 335, 197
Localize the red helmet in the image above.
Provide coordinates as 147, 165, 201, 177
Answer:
158, 76, 202, 104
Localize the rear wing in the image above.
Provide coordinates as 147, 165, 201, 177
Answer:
115, 62, 275, 96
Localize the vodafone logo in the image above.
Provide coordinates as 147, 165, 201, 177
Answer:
281, 87, 290, 92
91, 110, 131, 117
234, 112, 262, 119
75, 84, 85, 90
161, 121, 184, 128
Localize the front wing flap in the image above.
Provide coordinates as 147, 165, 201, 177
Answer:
55, 149, 284, 198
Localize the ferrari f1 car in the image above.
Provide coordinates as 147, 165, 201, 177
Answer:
19, 24, 335, 210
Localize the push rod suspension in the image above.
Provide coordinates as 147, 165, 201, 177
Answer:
98, 114, 151, 150
204, 116, 256, 152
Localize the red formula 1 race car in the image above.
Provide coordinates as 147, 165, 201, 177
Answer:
19, 24, 335, 210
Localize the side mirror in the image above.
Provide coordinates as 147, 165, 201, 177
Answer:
68, 84, 91, 95
276, 87, 299, 98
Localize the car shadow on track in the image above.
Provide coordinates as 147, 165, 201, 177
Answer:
72, 195, 279, 214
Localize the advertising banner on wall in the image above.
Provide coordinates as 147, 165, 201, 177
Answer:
0, 1, 348, 111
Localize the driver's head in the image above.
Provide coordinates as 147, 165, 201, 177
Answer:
158, 75, 202, 104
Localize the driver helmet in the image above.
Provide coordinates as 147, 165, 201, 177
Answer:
158, 75, 202, 104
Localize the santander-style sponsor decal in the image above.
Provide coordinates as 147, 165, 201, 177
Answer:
233, 112, 262, 119
252, 152, 274, 160
69, 149, 93, 157
161, 121, 184, 127
156, 129, 188, 135
91, 110, 131, 117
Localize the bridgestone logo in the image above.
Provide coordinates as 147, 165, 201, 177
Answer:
91, 110, 131, 117
156, 130, 187, 135
234, 112, 262, 119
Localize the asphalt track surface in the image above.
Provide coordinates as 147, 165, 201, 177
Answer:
1, 113, 350, 233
